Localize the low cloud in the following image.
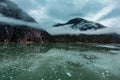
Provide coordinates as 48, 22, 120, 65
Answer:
0, 16, 44, 30
9, 0, 120, 28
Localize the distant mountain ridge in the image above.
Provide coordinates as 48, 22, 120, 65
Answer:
51, 18, 120, 43
53, 18, 106, 31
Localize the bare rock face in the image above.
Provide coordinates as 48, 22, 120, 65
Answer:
0, 0, 52, 43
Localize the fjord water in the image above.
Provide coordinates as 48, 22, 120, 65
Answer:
0, 43, 120, 80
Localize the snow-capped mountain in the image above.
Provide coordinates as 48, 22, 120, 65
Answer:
50, 18, 120, 43
47, 18, 108, 35
53, 18, 106, 31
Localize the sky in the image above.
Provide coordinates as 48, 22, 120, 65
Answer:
11, 0, 120, 27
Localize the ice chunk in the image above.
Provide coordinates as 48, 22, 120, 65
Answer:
66, 72, 72, 77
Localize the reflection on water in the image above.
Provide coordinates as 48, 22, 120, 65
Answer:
0, 43, 120, 80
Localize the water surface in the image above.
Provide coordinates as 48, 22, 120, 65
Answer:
0, 43, 120, 80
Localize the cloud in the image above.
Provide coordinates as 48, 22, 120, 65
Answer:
99, 17, 120, 27
85, 3, 117, 22
2, 15, 120, 36
94, 4, 116, 21
29, 7, 48, 22
10, 0, 120, 27
47, 24, 120, 35
0, 16, 44, 29
1, 0, 120, 36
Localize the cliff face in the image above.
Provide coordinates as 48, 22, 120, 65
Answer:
0, 0, 52, 43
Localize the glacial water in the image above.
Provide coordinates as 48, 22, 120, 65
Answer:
0, 43, 120, 80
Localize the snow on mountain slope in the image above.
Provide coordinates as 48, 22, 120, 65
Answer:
53, 18, 106, 31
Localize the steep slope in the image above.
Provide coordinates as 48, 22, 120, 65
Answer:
0, 0, 52, 43
0, 0, 36, 22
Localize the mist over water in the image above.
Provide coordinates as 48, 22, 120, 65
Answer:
0, 43, 120, 80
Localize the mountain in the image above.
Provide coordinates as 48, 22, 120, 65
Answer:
0, 0, 52, 43
0, 0, 36, 22
0, 0, 120, 44
53, 18, 106, 31
51, 18, 120, 44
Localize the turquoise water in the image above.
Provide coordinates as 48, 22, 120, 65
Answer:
0, 43, 120, 80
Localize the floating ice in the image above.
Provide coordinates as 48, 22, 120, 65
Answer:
66, 72, 72, 77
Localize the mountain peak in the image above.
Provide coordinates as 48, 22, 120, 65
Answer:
66, 17, 86, 25
53, 17, 106, 31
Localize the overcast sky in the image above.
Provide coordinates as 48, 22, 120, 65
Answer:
11, 0, 120, 27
